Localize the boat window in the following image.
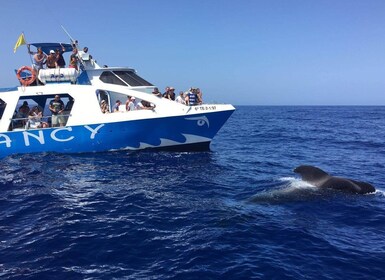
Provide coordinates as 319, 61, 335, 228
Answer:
113, 71, 153, 87
97, 90, 111, 114
99, 71, 127, 86
0, 98, 6, 120
8, 94, 74, 131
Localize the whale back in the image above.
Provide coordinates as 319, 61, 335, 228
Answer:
293, 165, 329, 183
294, 165, 376, 194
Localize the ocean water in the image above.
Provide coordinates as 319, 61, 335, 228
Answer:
1, 106, 385, 279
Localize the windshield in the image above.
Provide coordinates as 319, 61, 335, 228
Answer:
99, 70, 153, 87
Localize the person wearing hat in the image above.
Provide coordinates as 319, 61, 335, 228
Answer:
46, 50, 58, 69
127, 96, 137, 111
100, 99, 109, 114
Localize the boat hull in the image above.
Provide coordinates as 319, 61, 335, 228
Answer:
0, 109, 234, 157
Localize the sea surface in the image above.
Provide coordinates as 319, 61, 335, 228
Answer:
1, 106, 385, 279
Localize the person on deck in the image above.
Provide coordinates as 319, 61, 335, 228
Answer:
100, 100, 109, 114
49, 95, 65, 127
27, 106, 48, 129
113, 100, 121, 112
55, 44, 66, 68
185, 88, 198, 106
28, 46, 46, 73
69, 48, 79, 70
46, 50, 57, 69
152, 87, 162, 97
17, 101, 30, 126
175, 91, 186, 104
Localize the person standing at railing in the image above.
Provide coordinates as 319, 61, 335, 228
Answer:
69, 48, 79, 70
49, 95, 65, 127
27, 46, 46, 73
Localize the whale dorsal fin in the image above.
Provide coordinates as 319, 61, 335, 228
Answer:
294, 165, 329, 182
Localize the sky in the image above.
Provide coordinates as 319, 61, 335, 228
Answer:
1, 0, 385, 105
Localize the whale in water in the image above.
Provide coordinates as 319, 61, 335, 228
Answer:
293, 165, 375, 194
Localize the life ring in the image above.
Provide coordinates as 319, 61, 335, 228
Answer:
16, 66, 36, 86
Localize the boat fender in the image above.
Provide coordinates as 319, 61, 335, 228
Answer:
16, 66, 36, 86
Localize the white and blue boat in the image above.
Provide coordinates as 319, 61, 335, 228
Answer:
0, 41, 235, 158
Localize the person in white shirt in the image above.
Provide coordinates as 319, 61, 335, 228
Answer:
175, 91, 186, 104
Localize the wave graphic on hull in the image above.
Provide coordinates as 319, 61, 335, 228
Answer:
117, 134, 212, 151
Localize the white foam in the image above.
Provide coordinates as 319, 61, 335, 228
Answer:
278, 177, 316, 189
374, 189, 385, 196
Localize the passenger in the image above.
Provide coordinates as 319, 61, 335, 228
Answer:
100, 99, 109, 113
27, 106, 48, 129
141, 100, 155, 110
136, 100, 145, 110
46, 50, 58, 69
175, 91, 186, 104
17, 101, 30, 125
18, 101, 30, 117
82, 47, 92, 59
55, 44, 66, 68
69, 48, 79, 70
163, 87, 170, 98
185, 88, 198, 106
28, 46, 46, 73
49, 95, 65, 127
196, 88, 203, 104
169, 87, 176, 101
77, 47, 93, 70
113, 100, 121, 112
152, 87, 162, 97
125, 96, 131, 111
127, 97, 136, 111
163, 86, 175, 100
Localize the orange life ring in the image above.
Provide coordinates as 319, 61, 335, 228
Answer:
16, 66, 36, 86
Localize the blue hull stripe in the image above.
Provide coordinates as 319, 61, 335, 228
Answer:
0, 111, 233, 157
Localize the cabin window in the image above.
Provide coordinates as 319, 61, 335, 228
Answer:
0, 98, 6, 120
96, 89, 154, 113
9, 94, 74, 131
99, 70, 153, 87
113, 71, 153, 87
97, 90, 111, 114
99, 71, 127, 86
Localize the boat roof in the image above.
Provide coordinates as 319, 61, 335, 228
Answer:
30, 43, 74, 54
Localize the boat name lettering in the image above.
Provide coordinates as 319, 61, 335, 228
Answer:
0, 124, 105, 149
194, 106, 217, 111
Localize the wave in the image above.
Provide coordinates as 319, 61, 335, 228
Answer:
247, 177, 323, 204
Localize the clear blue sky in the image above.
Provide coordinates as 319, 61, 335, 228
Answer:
1, 0, 385, 105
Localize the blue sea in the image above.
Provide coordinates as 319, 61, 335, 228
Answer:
1, 106, 385, 279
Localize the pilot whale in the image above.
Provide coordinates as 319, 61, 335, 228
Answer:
293, 165, 375, 194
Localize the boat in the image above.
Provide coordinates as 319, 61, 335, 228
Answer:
0, 41, 235, 158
